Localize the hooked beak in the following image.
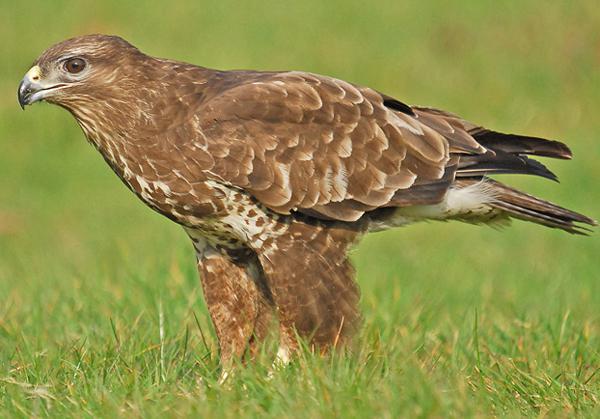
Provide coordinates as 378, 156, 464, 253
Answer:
18, 65, 66, 109
17, 79, 31, 110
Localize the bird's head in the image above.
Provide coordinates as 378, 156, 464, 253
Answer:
18, 34, 145, 111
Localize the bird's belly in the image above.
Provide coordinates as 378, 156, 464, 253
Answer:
182, 206, 290, 255
163, 180, 291, 253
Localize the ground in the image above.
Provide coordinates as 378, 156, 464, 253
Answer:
1, 1, 600, 417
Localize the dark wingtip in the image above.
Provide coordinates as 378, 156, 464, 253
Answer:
456, 151, 562, 182
548, 139, 572, 160
471, 130, 574, 160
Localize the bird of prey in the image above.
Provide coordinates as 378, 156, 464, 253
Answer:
18, 34, 595, 369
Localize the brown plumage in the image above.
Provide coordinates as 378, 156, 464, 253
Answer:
18, 35, 595, 372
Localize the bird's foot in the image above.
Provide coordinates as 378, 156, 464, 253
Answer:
266, 344, 292, 380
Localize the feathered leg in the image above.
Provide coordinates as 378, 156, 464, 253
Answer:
190, 236, 274, 376
255, 219, 363, 359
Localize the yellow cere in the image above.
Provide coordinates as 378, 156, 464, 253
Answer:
25, 65, 41, 81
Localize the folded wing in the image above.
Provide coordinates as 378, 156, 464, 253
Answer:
196, 72, 485, 221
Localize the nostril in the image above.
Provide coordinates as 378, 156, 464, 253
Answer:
32, 76, 39, 81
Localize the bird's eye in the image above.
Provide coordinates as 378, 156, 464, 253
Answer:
64, 58, 86, 74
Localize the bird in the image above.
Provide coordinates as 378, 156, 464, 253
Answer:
18, 34, 595, 371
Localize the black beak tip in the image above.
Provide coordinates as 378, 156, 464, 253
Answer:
18, 81, 25, 110
18, 80, 29, 110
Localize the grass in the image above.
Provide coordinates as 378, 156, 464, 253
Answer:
1, 0, 600, 416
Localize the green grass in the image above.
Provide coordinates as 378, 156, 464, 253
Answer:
1, 0, 600, 417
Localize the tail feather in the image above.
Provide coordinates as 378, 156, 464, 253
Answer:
459, 178, 596, 235
412, 108, 594, 234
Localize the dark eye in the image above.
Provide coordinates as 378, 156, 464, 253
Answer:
64, 57, 86, 74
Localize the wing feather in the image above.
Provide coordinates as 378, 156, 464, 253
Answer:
195, 72, 484, 221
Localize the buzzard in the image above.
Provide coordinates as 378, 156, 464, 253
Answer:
18, 35, 595, 370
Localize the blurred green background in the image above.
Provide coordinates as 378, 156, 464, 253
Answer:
1, 0, 599, 416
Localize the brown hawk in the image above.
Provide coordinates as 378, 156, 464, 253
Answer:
18, 35, 595, 370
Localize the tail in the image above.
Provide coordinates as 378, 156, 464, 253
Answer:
456, 129, 596, 235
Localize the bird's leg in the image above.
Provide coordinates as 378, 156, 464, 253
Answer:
272, 323, 297, 370
192, 238, 273, 379
245, 272, 275, 361
196, 251, 255, 377
254, 221, 362, 360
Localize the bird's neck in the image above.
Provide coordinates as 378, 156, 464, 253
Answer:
67, 98, 144, 174
63, 65, 214, 194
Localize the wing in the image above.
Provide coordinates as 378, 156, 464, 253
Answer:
195, 71, 486, 222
